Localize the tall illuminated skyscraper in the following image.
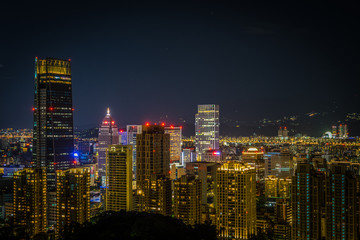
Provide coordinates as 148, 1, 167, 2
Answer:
98, 108, 119, 184
326, 161, 358, 239
195, 104, 219, 161
126, 125, 142, 175
173, 175, 201, 225
164, 125, 182, 165
33, 57, 74, 190
216, 162, 256, 239
291, 162, 325, 240
106, 145, 133, 212
135, 124, 171, 216
13, 168, 47, 237
56, 167, 90, 236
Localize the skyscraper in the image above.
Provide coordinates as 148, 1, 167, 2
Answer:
106, 145, 133, 212
98, 108, 119, 184
135, 124, 171, 215
216, 162, 256, 239
126, 125, 142, 175
164, 126, 182, 165
13, 168, 47, 237
173, 175, 201, 225
326, 161, 358, 239
33, 57, 74, 190
291, 162, 326, 240
338, 124, 349, 138
195, 104, 219, 161
56, 167, 90, 236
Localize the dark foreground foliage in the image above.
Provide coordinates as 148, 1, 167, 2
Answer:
61, 211, 217, 240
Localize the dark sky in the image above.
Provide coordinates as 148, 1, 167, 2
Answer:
1, 1, 359, 130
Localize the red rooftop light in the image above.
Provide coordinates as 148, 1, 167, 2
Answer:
145, 122, 150, 126
161, 122, 165, 126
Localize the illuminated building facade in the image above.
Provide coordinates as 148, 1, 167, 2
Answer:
105, 145, 133, 212
264, 150, 293, 178
98, 108, 119, 184
278, 127, 289, 139
203, 149, 222, 162
278, 178, 292, 199
275, 198, 292, 224
33, 57, 74, 190
56, 167, 90, 236
291, 162, 325, 240
173, 175, 201, 225
170, 164, 186, 180
164, 126, 182, 165
331, 125, 338, 138
325, 161, 358, 240
119, 129, 127, 145
195, 104, 219, 160
13, 168, 47, 237
216, 162, 256, 239
135, 124, 171, 215
182, 148, 195, 165
338, 124, 349, 138
126, 125, 142, 174
265, 176, 292, 199
265, 175, 278, 198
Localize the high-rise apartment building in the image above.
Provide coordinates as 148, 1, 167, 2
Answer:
98, 108, 119, 184
265, 175, 278, 198
275, 198, 292, 224
106, 145, 133, 212
126, 125, 142, 175
326, 161, 358, 239
33, 57, 74, 190
278, 178, 292, 199
216, 162, 256, 239
56, 167, 90, 236
173, 175, 201, 225
135, 124, 171, 216
278, 127, 289, 138
13, 168, 47, 237
164, 126, 182, 165
291, 162, 326, 240
338, 124, 349, 138
331, 125, 338, 138
265, 176, 292, 199
195, 104, 219, 161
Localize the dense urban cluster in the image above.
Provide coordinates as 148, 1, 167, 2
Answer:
1, 58, 360, 240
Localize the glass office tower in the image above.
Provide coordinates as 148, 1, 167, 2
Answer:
33, 57, 74, 190
195, 104, 219, 160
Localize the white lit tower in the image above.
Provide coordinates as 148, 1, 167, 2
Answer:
126, 125, 143, 176
98, 108, 119, 185
195, 104, 219, 161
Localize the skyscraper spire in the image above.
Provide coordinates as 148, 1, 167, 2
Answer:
107, 107, 110, 116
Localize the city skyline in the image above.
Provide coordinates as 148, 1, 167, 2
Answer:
1, 2, 360, 130
2, 2, 360, 240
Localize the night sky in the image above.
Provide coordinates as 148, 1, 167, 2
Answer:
1, 1, 359, 130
